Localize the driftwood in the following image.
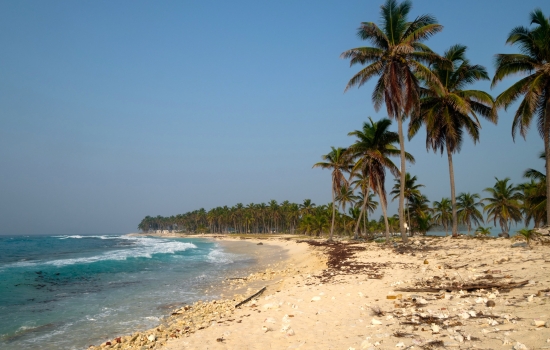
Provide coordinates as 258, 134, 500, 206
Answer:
227, 277, 247, 280
395, 280, 529, 293
235, 286, 267, 308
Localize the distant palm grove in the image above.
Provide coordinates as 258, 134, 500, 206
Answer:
139, 1, 549, 240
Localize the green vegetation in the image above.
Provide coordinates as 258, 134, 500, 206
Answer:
138, 2, 549, 240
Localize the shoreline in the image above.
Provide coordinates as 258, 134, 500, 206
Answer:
92, 235, 550, 350
89, 234, 324, 349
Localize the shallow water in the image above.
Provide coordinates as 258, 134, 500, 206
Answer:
0, 234, 264, 349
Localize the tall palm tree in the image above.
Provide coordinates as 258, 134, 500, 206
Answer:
347, 117, 414, 241
492, 9, 550, 224
341, 0, 444, 243
433, 198, 452, 236
313, 147, 352, 240
456, 192, 484, 235
483, 177, 523, 234
354, 190, 379, 236
409, 44, 496, 236
390, 172, 425, 232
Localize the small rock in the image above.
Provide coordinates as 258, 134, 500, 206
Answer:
424, 260, 429, 264
395, 342, 405, 347
513, 342, 528, 350
371, 318, 382, 325
532, 319, 545, 327
147, 335, 156, 342
486, 300, 496, 307
431, 324, 440, 333
311, 296, 321, 302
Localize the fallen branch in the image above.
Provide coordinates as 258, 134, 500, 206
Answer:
226, 277, 247, 280
395, 280, 528, 293
235, 286, 267, 308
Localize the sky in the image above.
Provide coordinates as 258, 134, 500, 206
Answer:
0, 0, 548, 235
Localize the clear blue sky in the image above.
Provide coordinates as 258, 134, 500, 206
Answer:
0, 0, 547, 235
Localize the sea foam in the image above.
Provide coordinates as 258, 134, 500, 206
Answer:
4, 236, 197, 268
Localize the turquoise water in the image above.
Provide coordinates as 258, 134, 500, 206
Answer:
0, 234, 255, 349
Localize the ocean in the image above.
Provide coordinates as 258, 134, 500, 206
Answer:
0, 234, 268, 349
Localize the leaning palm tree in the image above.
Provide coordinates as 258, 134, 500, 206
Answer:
341, 0, 444, 243
390, 172, 424, 232
456, 192, 484, 235
313, 147, 352, 240
347, 117, 414, 242
409, 44, 496, 236
492, 9, 550, 224
483, 177, 523, 234
432, 198, 452, 236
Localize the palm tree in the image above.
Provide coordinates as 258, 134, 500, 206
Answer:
433, 198, 452, 235
456, 192, 484, 235
408, 194, 432, 234
409, 44, 496, 236
335, 184, 359, 214
492, 9, 550, 224
354, 190, 378, 237
313, 147, 352, 240
483, 177, 523, 234
299, 199, 317, 217
341, 0, 444, 243
521, 152, 547, 227
390, 172, 424, 232
347, 117, 414, 241
475, 226, 492, 236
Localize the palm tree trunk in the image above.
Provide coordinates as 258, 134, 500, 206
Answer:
545, 98, 550, 225
446, 144, 458, 236
397, 113, 408, 243
353, 184, 370, 240
377, 178, 390, 243
330, 188, 336, 241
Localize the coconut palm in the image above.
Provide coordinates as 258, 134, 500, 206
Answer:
409, 44, 496, 236
408, 194, 432, 234
475, 226, 492, 236
483, 177, 523, 234
347, 117, 414, 241
299, 199, 316, 217
457, 192, 484, 235
521, 151, 547, 227
433, 198, 452, 235
335, 184, 359, 214
341, 0, 444, 243
390, 172, 425, 232
492, 9, 550, 224
313, 147, 352, 240
354, 190, 379, 237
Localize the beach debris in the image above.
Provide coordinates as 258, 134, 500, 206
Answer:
261, 325, 273, 333
395, 342, 405, 347
264, 317, 276, 324
370, 305, 385, 316
532, 319, 546, 327
147, 334, 156, 342
235, 286, 267, 308
371, 318, 382, 325
486, 300, 496, 307
311, 296, 321, 302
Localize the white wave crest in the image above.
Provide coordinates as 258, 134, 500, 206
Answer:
5, 237, 197, 268
207, 248, 237, 264
54, 235, 120, 240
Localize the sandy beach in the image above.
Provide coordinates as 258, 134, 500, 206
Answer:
91, 234, 550, 350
